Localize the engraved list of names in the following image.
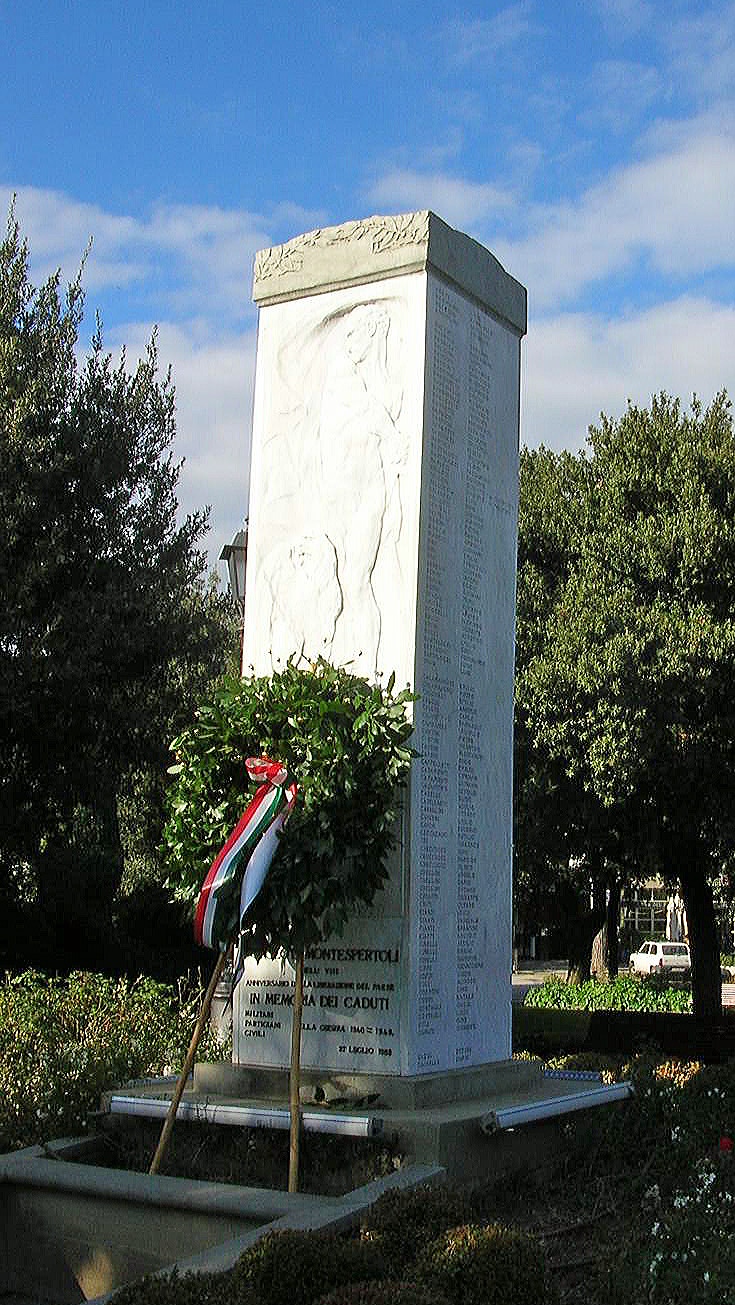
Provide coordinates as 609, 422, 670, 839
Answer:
409, 274, 512, 1073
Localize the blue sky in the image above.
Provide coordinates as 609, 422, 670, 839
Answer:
3, 0, 735, 573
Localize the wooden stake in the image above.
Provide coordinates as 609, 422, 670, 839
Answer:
149, 949, 228, 1176
288, 950, 305, 1193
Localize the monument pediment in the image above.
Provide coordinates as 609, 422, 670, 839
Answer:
253, 210, 527, 336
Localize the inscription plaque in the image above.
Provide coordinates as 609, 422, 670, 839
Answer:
234, 919, 403, 1074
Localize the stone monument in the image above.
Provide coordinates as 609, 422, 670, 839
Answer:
233, 211, 526, 1097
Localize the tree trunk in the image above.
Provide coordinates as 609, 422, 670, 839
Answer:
681, 864, 722, 1020
567, 851, 606, 984
566, 909, 602, 984
605, 879, 620, 979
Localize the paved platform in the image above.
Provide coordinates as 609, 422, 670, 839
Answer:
104, 1056, 632, 1185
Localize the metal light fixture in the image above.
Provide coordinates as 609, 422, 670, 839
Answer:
480, 1077, 633, 1133
220, 523, 248, 612
108, 1094, 382, 1138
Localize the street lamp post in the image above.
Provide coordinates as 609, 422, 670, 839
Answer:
219, 524, 248, 614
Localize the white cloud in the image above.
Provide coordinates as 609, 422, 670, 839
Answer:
664, 1, 735, 101
0, 185, 277, 320
143, 203, 270, 313
270, 200, 330, 234
107, 320, 256, 573
414, 128, 468, 171
0, 185, 142, 289
493, 122, 735, 308
366, 168, 515, 232
0, 183, 267, 573
590, 0, 654, 38
6, 149, 735, 579
579, 59, 665, 132
366, 116, 735, 312
523, 296, 735, 452
446, 5, 537, 65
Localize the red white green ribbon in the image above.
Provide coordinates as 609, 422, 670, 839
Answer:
194, 756, 296, 954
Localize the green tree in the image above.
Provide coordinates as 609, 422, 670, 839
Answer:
0, 210, 237, 966
517, 394, 735, 1016
515, 445, 620, 979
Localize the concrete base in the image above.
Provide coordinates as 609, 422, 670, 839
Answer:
0, 1135, 441, 1304
0, 1063, 631, 1302
111, 1058, 631, 1184
194, 1056, 539, 1110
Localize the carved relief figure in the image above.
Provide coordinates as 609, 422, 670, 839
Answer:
317, 303, 406, 673
257, 296, 409, 675
256, 535, 341, 667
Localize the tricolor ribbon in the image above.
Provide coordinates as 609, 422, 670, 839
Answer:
194, 756, 297, 962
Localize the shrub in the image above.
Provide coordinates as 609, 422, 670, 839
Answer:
360, 1182, 475, 1273
234, 1229, 386, 1305
414, 1223, 550, 1305
111, 1267, 234, 1305
559, 1055, 735, 1204
616, 1153, 735, 1303
0, 969, 229, 1152
316, 1283, 450, 1305
524, 974, 692, 1013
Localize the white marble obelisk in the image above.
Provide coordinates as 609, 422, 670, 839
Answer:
235, 212, 526, 1081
